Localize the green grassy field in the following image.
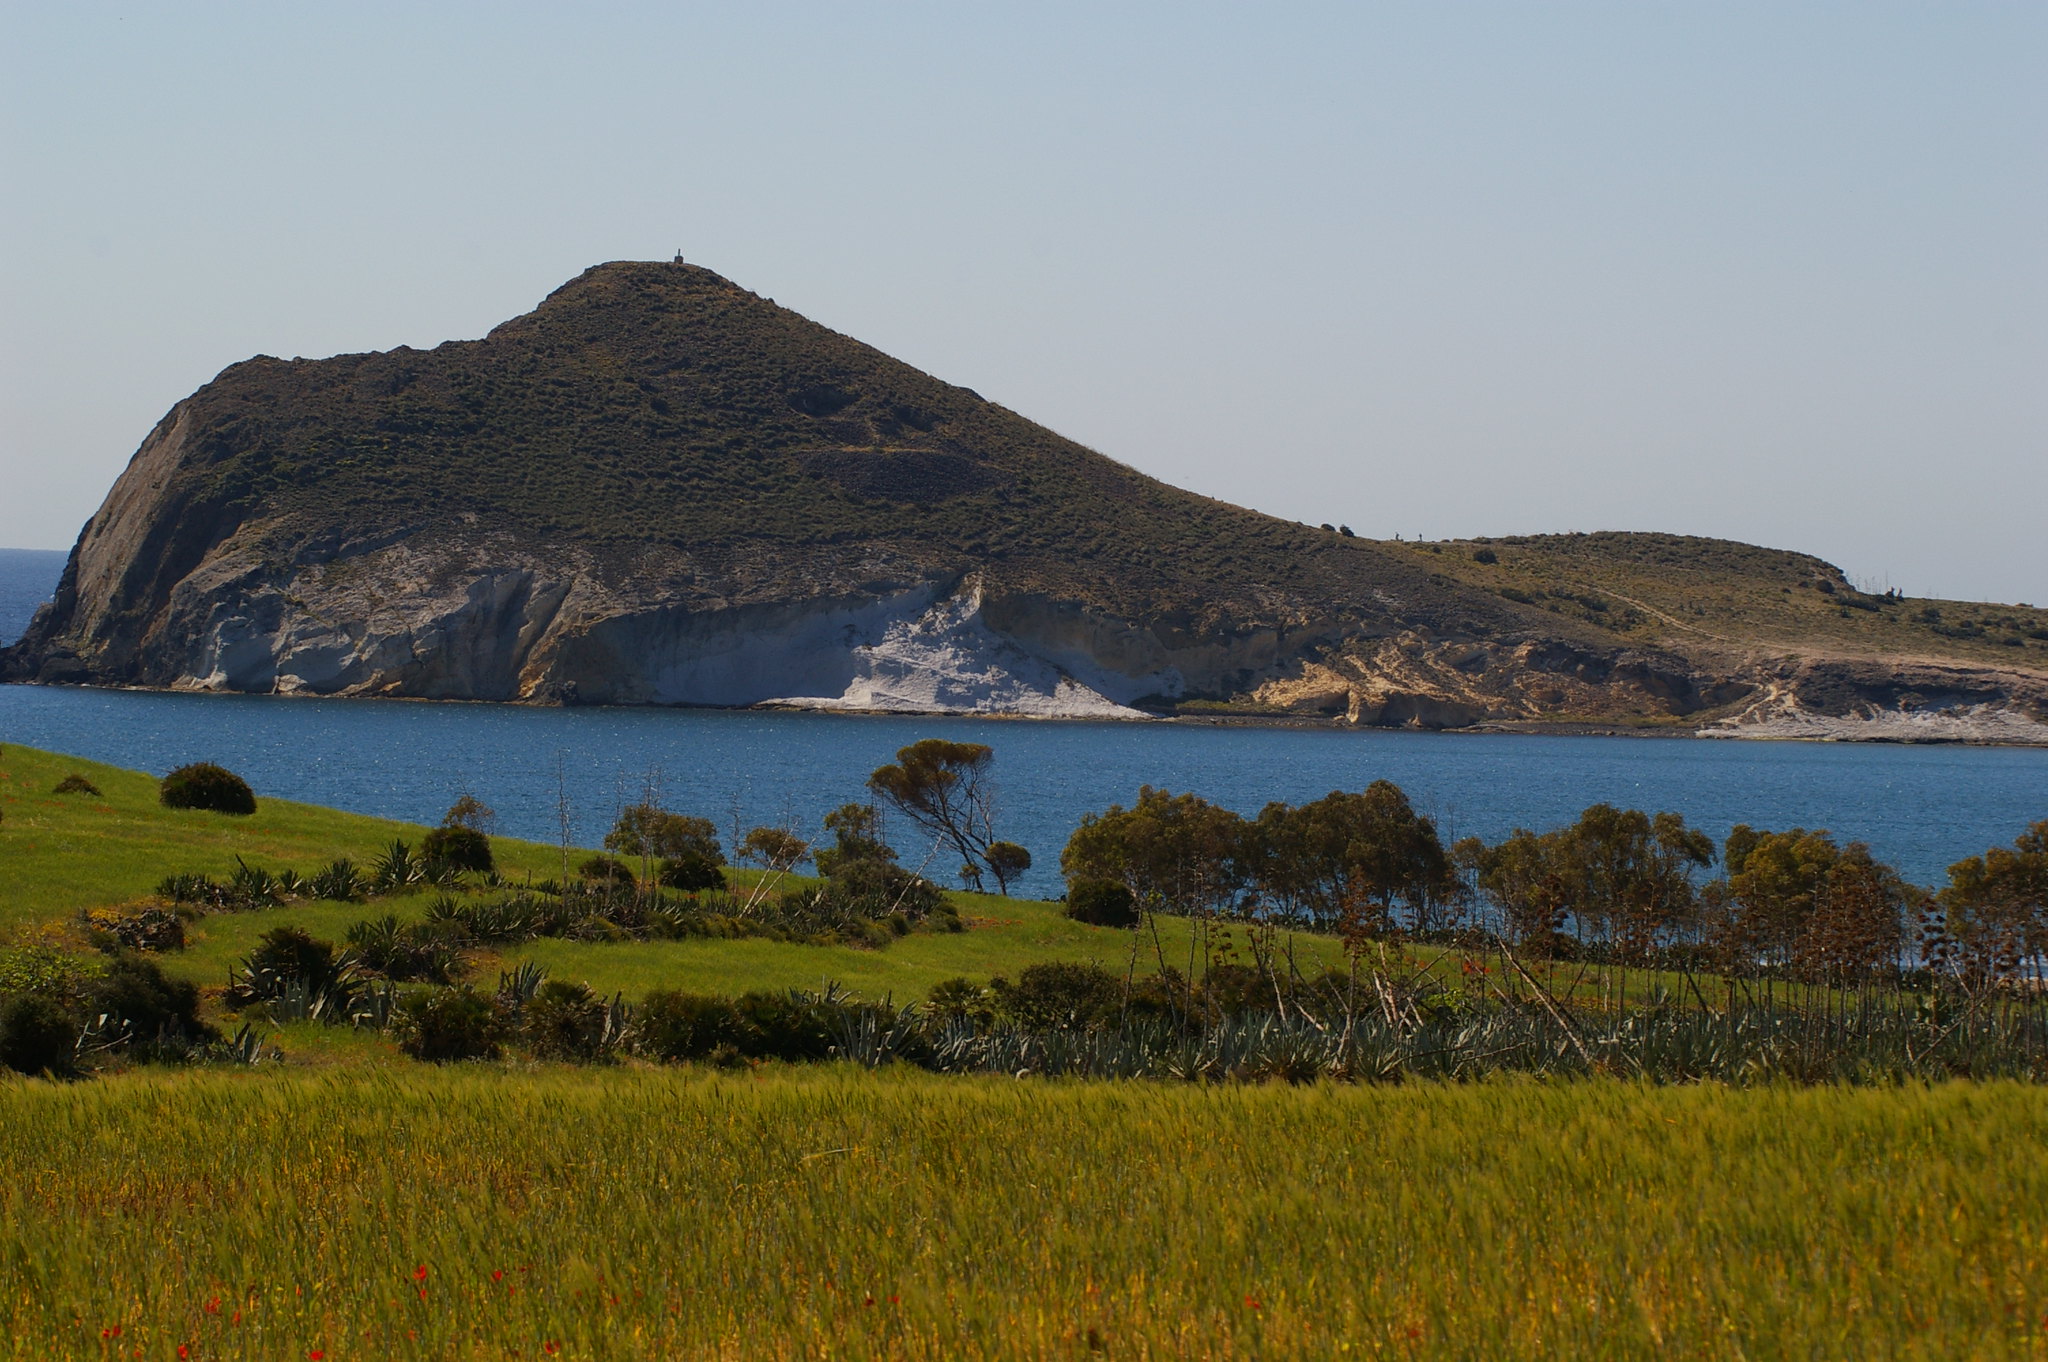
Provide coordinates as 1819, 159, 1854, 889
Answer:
1, 1068, 2042, 1360
0, 743, 566, 929
0, 743, 1349, 1015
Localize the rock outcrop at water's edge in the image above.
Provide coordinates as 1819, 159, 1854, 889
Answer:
8, 258, 2048, 741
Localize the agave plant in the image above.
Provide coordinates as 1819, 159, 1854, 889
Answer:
227, 857, 281, 909
216, 1023, 279, 1065
497, 961, 547, 1010
308, 859, 366, 902
370, 840, 426, 895
155, 872, 226, 907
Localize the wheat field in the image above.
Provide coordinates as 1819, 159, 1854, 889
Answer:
2, 1067, 2044, 1359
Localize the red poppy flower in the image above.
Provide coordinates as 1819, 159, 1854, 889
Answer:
492, 1270, 505, 1283
414, 1265, 428, 1282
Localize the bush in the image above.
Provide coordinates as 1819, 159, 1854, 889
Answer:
925, 977, 998, 1028
159, 763, 256, 815
578, 855, 637, 885
1065, 878, 1139, 928
632, 990, 751, 1063
523, 980, 613, 1061
226, 926, 352, 1010
0, 993, 77, 1076
421, 825, 494, 874
991, 962, 1126, 1031
396, 986, 507, 1061
820, 857, 945, 921
731, 991, 840, 1061
85, 955, 215, 1056
1471, 547, 1498, 565
657, 852, 726, 892
52, 773, 102, 797
84, 906, 186, 952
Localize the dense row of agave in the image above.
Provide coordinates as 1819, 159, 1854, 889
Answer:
243, 956, 2048, 1084
157, 841, 482, 910
832, 998, 2048, 1084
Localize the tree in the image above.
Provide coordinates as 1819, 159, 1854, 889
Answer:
739, 827, 811, 876
1457, 829, 1571, 948
1555, 805, 1713, 959
605, 805, 722, 863
1061, 786, 1247, 916
1939, 820, 2048, 982
985, 842, 1032, 896
1458, 805, 1712, 958
814, 802, 896, 878
442, 793, 496, 835
1714, 826, 1910, 980
868, 739, 998, 879
1250, 782, 1458, 933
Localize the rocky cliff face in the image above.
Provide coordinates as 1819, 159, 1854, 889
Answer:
9, 260, 2047, 742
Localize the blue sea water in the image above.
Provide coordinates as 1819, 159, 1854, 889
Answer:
0, 548, 65, 646
0, 548, 2040, 895
1, 684, 2042, 897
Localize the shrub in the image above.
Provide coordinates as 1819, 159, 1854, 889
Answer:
85, 954, 214, 1057
631, 990, 751, 1063
925, 977, 998, 1028
1471, 548, 1498, 565
159, 763, 256, 815
657, 852, 726, 892
226, 926, 356, 1012
820, 857, 945, 921
421, 825, 494, 873
82, 906, 185, 953
991, 962, 1125, 1031
52, 773, 102, 797
396, 986, 507, 1062
0, 994, 77, 1076
156, 872, 224, 905
732, 991, 840, 1061
1065, 878, 1139, 928
578, 855, 637, 885
523, 980, 613, 1061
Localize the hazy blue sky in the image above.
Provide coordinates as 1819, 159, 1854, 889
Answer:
4, 2, 2043, 602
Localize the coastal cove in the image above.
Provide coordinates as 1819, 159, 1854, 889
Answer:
1, 681, 2040, 898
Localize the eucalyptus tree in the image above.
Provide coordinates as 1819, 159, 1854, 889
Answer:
1061, 785, 1249, 917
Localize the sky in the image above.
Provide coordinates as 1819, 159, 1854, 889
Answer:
3, 2, 2043, 604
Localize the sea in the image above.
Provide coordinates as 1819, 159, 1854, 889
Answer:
1, 548, 2041, 896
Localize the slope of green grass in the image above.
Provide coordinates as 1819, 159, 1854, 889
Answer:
0, 743, 565, 931
4, 744, 1344, 1011
2, 1068, 2042, 1359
